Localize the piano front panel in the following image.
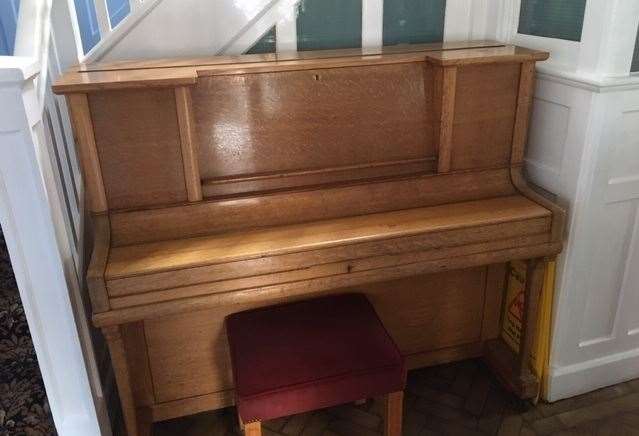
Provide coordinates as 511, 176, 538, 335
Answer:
142, 267, 498, 404
193, 62, 436, 197
89, 88, 188, 210
108, 167, 516, 246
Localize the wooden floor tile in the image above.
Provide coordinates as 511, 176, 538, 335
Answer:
147, 359, 639, 436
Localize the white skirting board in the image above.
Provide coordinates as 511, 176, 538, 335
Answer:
547, 347, 639, 401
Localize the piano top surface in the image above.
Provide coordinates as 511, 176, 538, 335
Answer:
52, 42, 549, 94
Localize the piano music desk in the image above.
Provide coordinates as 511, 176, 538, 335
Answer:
53, 41, 565, 436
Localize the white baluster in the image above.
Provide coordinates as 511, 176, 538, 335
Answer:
94, 0, 112, 37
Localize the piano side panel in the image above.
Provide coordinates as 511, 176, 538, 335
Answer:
143, 267, 493, 404
450, 63, 520, 171
193, 63, 436, 195
89, 89, 188, 210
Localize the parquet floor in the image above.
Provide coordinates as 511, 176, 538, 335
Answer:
153, 359, 639, 436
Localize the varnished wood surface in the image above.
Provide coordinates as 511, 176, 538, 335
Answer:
66, 93, 108, 212
107, 234, 551, 309
451, 63, 520, 170
90, 88, 188, 209
384, 391, 403, 436
106, 195, 549, 279
92, 241, 560, 328
194, 63, 434, 185
175, 86, 203, 202
106, 219, 548, 296
425, 45, 549, 66
52, 42, 565, 432
109, 168, 516, 246
434, 66, 457, 173
86, 214, 110, 313
52, 44, 547, 93
511, 61, 537, 165
140, 268, 495, 403
78, 41, 506, 72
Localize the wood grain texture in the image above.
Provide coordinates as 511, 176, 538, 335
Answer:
141, 269, 489, 403
66, 93, 108, 212
121, 322, 155, 407
106, 195, 549, 278
511, 61, 536, 164
175, 86, 203, 202
106, 218, 549, 296
451, 63, 520, 170
244, 422, 262, 436
151, 391, 234, 422
86, 214, 110, 312
78, 41, 506, 72
103, 326, 139, 436
511, 166, 566, 242
93, 241, 561, 328
201, 158, 436, 197
108, 234, 550, 309
109, 168, 516, 246
89, 88, 187, 210
384, 391, 403, 436
193, 63, 434, 185
434, 66, 457, 173
425, 45, 549, 66
53, 44, 548, 94
56, 43, 565, 421
481, 263, 508, 341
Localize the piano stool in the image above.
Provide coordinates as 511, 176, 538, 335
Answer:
226, 293, 406, 436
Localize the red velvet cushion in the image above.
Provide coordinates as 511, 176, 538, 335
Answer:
226, 293, 406, 423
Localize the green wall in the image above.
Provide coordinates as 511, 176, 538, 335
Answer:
518, 0, 587, 42
383, 0, 446, 46
246, 26, 277, 54
297, 0, 362, 51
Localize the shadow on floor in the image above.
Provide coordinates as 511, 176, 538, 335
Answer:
154, 359, 639, 436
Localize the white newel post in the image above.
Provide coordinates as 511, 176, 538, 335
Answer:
0, 58, 105, 436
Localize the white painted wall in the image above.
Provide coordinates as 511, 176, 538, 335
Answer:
512, 0, 639, 401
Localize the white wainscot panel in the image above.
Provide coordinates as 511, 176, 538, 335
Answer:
526, 96, 569, 192
606, 108, 639, 204
578, 200, 638, 347
620, 206, 639, 338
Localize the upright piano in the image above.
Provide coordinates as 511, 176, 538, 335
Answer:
53, 41, 564, 436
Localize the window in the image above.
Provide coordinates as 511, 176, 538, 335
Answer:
107, 0, 130, 28
246, 26, 276, 55
632, 25, 639, 73
518, 0, 587, 42
296, 0, 362, 51
74, 0, 101, 53
74, 0, 131, 54
383, 0, 445, 46
0, 0, 20, 56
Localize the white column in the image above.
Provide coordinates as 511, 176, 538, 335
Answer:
276, 0, 298, 52
0, 59, 106, 436
362, 0, 383, 49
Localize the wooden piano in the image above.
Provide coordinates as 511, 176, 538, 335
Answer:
53, 41, 564, 436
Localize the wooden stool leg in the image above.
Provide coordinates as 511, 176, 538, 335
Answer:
384, 391, 403, 436
244, 421, 262, 436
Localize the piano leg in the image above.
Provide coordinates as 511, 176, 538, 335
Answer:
484, 257, 546, 399
103, 325, 151, 436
